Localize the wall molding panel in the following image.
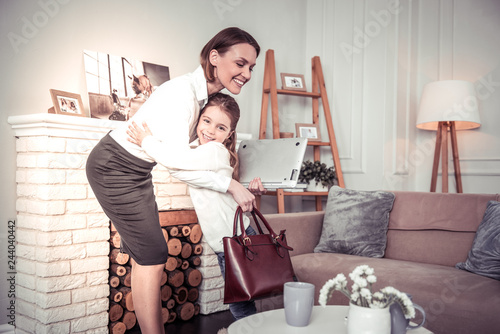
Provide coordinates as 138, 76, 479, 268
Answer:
307, 0, 499, 192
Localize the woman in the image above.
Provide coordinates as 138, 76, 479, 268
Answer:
86, 27, 260, 334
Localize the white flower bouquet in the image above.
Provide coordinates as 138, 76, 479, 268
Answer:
318, 265, 416, 319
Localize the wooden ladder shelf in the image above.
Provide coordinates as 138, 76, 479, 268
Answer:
259, 49, 345, 213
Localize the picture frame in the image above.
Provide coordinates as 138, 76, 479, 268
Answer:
49, 89, 85, 117
295, 123, 321, 142
83, 49, 170, 121
280, 73, 307, 92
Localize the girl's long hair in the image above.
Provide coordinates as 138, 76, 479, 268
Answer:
201, 93, 240, 180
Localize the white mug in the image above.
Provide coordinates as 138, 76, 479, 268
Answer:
283, 282, 315, 327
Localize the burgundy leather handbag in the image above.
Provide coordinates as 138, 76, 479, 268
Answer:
223, 207, 296, 304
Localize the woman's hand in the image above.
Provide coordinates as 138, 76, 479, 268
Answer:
227, 179, 256, 212
248, 177, 267, 196
127, 121, 152, 147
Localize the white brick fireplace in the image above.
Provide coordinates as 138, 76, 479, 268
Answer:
8, 114, 228, 333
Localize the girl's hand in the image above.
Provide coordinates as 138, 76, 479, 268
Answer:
248, 177, 267, 196
227, 179, 256, 212
127, 121, 152, 146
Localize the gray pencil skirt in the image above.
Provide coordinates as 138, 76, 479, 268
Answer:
86, 133, 168, 265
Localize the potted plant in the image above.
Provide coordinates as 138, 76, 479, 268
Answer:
299, 160, 337, 191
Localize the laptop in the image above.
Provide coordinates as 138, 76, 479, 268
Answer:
238, 137, 308, 189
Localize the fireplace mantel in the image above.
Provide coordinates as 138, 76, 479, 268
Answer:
8, 113, 119, 139
8, 113, 252, 141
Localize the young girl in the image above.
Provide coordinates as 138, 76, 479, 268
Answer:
127, 93, 265, 320
86, 27, 260, 333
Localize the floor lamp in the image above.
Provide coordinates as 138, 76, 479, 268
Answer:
416, 80, 481, 193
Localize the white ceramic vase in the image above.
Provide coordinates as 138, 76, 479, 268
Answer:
347, 303, 391, 334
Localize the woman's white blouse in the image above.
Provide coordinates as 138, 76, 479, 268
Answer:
109, 66, 231, 193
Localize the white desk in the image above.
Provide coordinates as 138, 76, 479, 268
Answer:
228, 305, 432, 334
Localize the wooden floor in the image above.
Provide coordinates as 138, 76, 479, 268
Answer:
127, 310, 235, 334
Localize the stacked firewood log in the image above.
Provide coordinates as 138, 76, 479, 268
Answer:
108, 210, 203, 333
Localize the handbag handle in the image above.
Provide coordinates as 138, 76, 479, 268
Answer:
233, 207, 293, 251
233, 206, 277, 239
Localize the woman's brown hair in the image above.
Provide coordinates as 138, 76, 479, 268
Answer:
201, 93, 241, 180
200, 27, 260, 82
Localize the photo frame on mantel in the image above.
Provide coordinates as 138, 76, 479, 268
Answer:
49, 89, 86, 117
83, 49, 170, 121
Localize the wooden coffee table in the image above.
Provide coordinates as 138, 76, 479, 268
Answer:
228, 305, 433, 334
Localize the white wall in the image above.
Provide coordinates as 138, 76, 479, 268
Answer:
414, 0, 500, 193
1, 0, 499, 326
303, 0, 500, 193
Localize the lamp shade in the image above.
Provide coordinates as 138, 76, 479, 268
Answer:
416, 80, 481, 131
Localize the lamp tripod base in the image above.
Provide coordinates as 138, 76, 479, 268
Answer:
430, 121, 463, 193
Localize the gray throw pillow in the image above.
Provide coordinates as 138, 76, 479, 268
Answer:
456, 201, 500, 281
314, 186, 395, 257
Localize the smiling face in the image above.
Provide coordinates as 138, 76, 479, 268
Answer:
208, 43, 257, 95
197, 105, 233, 145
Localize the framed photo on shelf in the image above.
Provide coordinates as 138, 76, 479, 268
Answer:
280, 73, 306, 91
49, 89, 85, 117
296, 123, 321, 142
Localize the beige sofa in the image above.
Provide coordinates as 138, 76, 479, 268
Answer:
257, 191, 500, 334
